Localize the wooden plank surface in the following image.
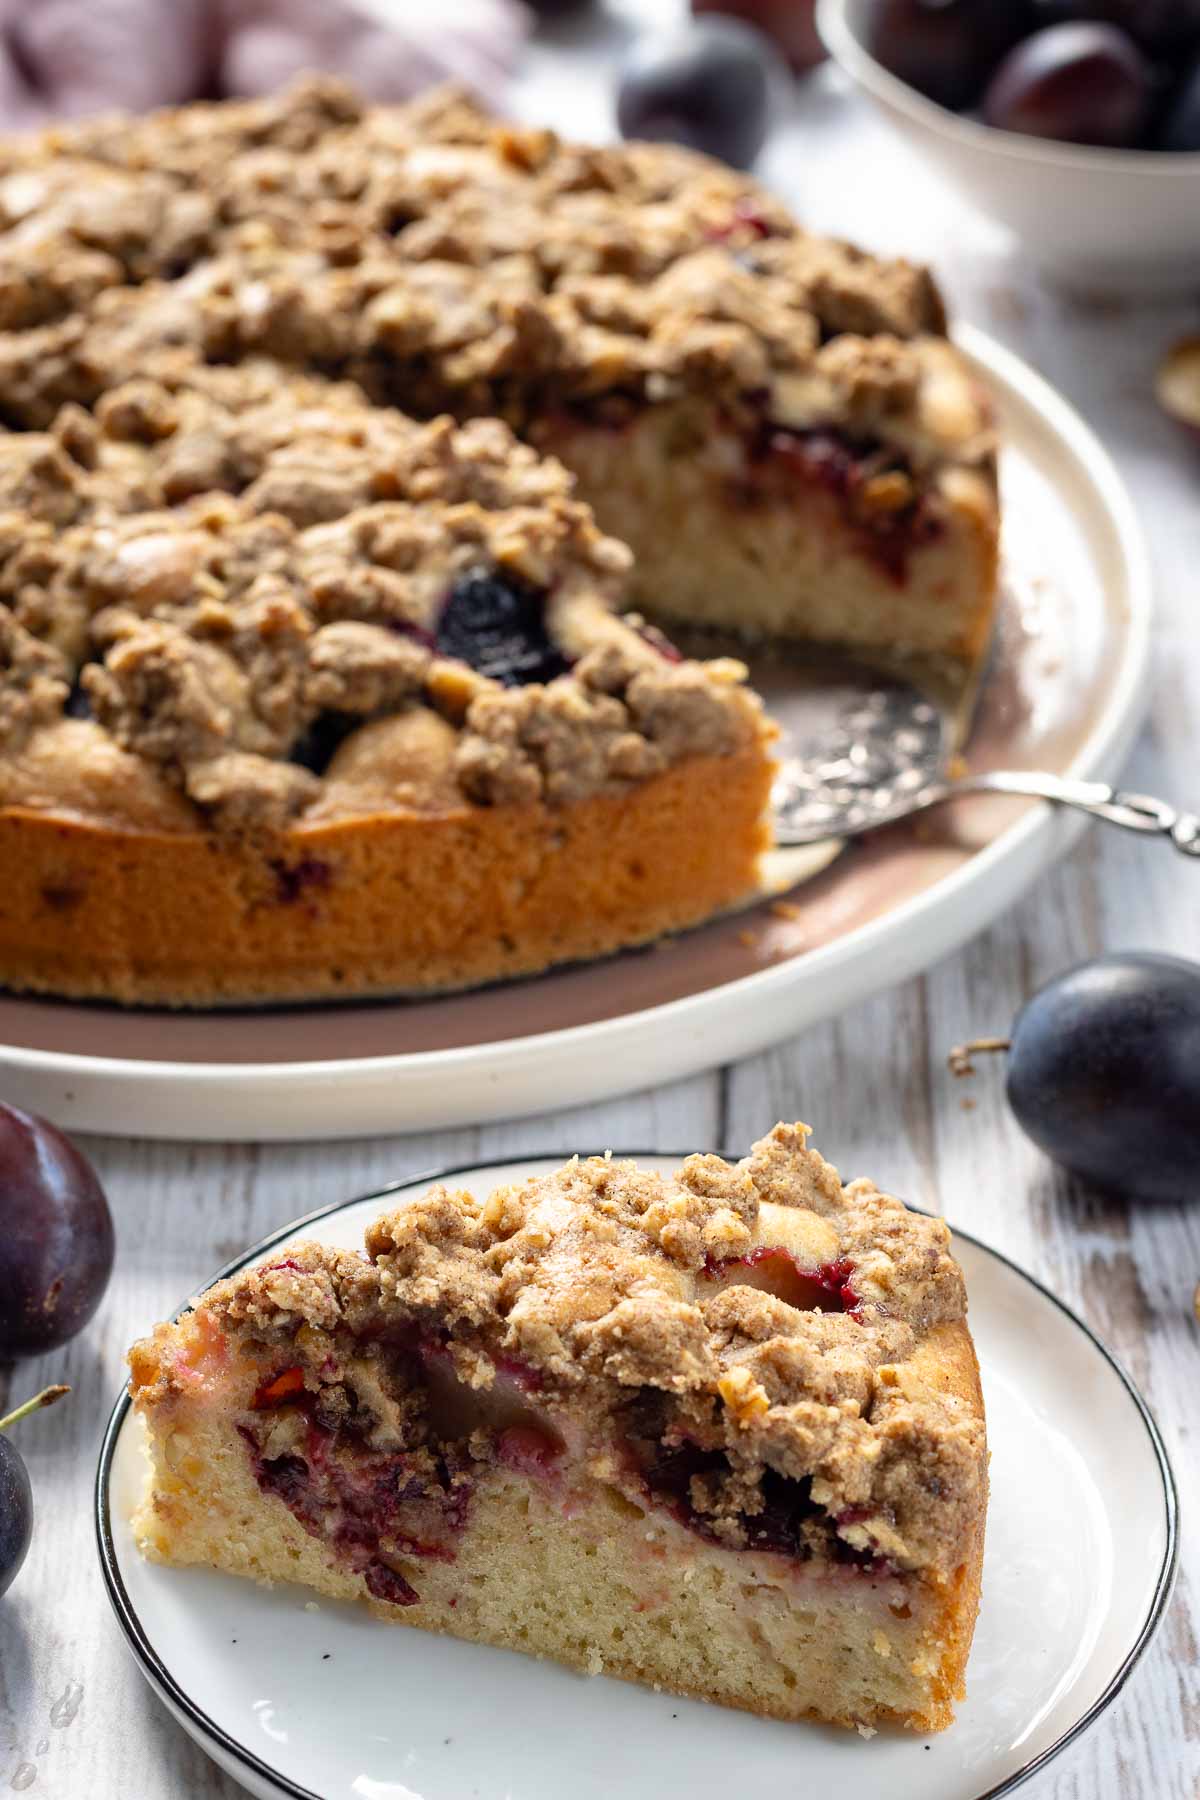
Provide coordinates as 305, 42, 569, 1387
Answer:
2, 6, 1198, 1794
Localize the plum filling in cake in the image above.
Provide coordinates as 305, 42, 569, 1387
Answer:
231, 1262, 894, 1616
235, 1342, 484, 1604
630, 1442, 882, 1568
619, 1400, 893, 1571
742, 426, 946, 585
633, 621, 684, 664
552, 401, 945, 587
288, 712, 360, 777
701, 1246, 861, 1315
434, 569, 570, 688
232, 1355, 890, 1597
268, 857, 334, 906
536, 395, 995, 665
285, 567, 577, 780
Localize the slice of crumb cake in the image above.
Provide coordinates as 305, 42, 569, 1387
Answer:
129, 1125, 987, 1733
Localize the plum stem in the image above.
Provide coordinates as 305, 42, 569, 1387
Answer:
0, 1385, 70, 1433
947, 1037, 1011, 1078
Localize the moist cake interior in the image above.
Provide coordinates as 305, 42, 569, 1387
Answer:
539, 390, 998, 670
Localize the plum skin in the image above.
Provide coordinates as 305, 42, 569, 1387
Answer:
1006, 952, 1200, 1204
0, 1103, 115, 1360
616, 18, 773, 171
861, 0, 1032, 112
0, 1435, 32, 1597
981, 23, 1153, 148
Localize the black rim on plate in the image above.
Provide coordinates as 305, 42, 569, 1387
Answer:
95, 1154, 1181, 1800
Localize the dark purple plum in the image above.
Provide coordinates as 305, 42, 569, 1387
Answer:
0, 1104, 114, 1361
1157, 57, 1200, 150
1002, 952, 1200, 1203
861, 0, 1032, 111
982, 23, 1152, 146
616, 17, 774, 170
435, 569, 568, 688
1030, 0, 1200, 55
0, 1434, 31, 1599
0, 1386, 68, 1599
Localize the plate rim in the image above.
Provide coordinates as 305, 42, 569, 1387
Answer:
0, 322, 1155, 1139
95, 1152, 1180, 1800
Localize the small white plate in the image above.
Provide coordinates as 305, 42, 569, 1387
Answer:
96, 1156, 1177, 1800
0, 327, 1152, 1143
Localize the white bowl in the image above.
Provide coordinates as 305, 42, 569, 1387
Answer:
817, 0, 1200, 294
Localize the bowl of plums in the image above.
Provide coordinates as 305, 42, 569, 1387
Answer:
818, 0, 1200, 291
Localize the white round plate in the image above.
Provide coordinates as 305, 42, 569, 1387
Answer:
4, 328, 1151, 1141
97, 1156, 1177, 1800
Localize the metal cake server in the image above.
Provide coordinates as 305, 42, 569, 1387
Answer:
770, 673, 1200, 857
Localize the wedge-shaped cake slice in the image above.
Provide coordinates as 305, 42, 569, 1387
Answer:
129, 1125, 987, 1732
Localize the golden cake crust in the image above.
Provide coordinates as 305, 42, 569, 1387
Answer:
0, 744, 773, 1003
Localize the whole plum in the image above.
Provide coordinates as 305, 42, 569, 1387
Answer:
0, 1387, 70, 1600
955, 952, 1200, 1203
0, 1433, 31, 1599
616, 17, 774, 170
982, 23, 1153, 147
861, 0, 1032, 111
0, 1104, 114, 1361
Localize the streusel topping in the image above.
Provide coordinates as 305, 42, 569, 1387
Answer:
169, 1126, 985, 1579
0, 362, 763, 831
0, 77, 982, 472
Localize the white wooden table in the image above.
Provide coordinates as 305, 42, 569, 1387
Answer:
2, 6, 1198, 1794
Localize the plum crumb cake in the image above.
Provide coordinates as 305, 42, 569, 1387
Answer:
129, 1124, 988, 1733
0, 361, 774, 1002
0, 77, 999, 1006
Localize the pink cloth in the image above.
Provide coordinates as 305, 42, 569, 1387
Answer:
0, 0, 528, 127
